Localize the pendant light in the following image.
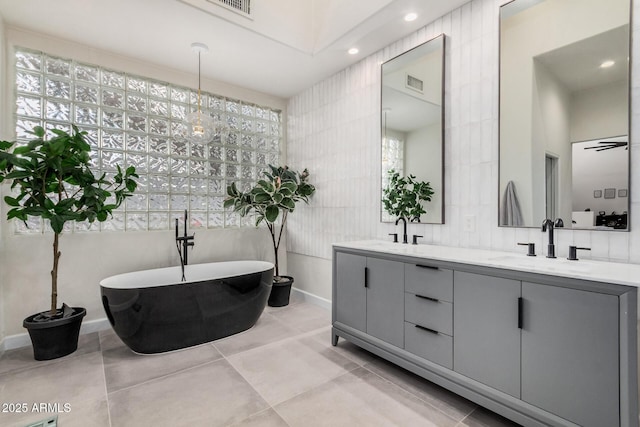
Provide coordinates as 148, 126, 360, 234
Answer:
185, 42, 215, 143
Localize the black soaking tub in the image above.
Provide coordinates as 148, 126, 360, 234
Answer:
100, 261, 274, 354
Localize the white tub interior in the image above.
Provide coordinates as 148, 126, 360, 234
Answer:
100, 260, 274, 289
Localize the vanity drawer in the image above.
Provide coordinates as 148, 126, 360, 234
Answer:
405, 264, 453, 302
404, 322, 452, 369
405, 293, 453, 336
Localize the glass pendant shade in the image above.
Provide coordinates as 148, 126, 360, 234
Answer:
185, 42, 214, 143
185, 110, 215, 143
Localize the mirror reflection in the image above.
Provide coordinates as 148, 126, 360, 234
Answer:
499, 0, 630, 230
381, 34, 445, 224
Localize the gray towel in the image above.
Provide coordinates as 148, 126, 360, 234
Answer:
500, 180, 523, 226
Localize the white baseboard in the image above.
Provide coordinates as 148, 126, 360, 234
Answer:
291, 287, 331, 311
0, 317, 112, 352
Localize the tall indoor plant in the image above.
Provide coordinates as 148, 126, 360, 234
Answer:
0, 125, 138, 360
225, 165, 315, 306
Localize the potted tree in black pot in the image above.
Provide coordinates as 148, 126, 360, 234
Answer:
0, 125, 137, 360
225, 165, 315, 307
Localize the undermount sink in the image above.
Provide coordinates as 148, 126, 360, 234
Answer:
487, 254, 593, 273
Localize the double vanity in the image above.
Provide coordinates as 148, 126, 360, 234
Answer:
332, 241, 638, 427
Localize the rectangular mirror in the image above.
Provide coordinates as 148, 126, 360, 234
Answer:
499, 0, 630, 230
381, 34, 445, 224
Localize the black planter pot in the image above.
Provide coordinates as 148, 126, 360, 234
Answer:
23, 307, 86, 361
268, 276, 294, 307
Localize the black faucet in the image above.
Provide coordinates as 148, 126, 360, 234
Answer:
541, 219, 556, 258
395, 217, 408, 244
175, 210, 195, 281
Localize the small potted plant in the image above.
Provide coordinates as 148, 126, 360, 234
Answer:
0, 125, 138, 360
225, 165, 315, 306
382, 169, 434, 222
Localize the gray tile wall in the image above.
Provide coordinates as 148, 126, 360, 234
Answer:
287, 0, 640, 264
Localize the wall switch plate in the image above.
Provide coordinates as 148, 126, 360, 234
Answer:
464, 215, 476, 232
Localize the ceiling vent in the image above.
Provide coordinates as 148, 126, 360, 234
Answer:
208, 0, 251, 16
406, 74, 424, 93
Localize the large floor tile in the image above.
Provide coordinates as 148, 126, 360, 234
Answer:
310, 327, 380, 366
274, 367, 459, 427
459, 406, 522, 427
0, 332, 100, 376
364, 356, 477, 422
263, 291, 305, 314
108, 359, 269, 426
230, 408, 290, 427
98, 328, 126, 352
103, 340, 222, 392
269, 301, 331, 333
214, 312, 299, 357
0, 352, 108, 427
227, 333, 359, 406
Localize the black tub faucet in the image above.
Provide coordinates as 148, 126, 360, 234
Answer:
175, 210, 195, 280
541, 219, 556, 258
395, 217, 408, 244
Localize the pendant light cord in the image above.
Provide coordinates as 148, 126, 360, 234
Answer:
197, 50, 202, 117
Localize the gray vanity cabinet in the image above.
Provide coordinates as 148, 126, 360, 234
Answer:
453, 271, 521, 398
332, 245, 638, 427
334, 252, 404, 348
521, 282, 619, 427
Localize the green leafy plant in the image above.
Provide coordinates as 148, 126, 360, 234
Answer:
0, 125, 138, 317
225, 165, 315, 279
382, 169, 434, 221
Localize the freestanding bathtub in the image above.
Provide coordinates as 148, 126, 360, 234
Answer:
100, 261, 274, 354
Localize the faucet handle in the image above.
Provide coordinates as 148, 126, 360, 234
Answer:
517, 242, 536, 256
567, 246, 590, 261
412, 235, 423, 245
388, 233, 398, 243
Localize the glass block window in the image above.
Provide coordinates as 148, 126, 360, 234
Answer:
12, 48, 282, 233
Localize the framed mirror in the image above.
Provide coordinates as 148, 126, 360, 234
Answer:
499, 0, 630, 230
381, 34, 445, 224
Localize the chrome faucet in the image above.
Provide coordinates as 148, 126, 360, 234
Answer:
541, 219, 556, 258
395, 216, 408, 244
175, 210, 194, 281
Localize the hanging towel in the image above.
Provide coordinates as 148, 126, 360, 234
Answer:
500, 180, 524, 226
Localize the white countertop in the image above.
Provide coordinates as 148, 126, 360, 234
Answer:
333, 240, 640, 288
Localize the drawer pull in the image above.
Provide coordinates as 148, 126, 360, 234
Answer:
415, 324, 439, 335
415, 294, 439, 303
415, 264, 439, 270
364, 267, 369, 288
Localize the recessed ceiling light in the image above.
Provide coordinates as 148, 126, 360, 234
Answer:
348, 48, 359, 55
600, 60, 615, 68
404, 12, 418, 22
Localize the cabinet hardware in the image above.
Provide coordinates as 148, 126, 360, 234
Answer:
518, 297, 523, 329
415, 264, 439, 270
415, 294, 439, 302
415, 324, 439, 335
364, 267, 369, 288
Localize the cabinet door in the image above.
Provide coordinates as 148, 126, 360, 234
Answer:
453, 271, 521, 398
521, 282, 619, 427
367, 257, 404, 348
335, 252, 366, 333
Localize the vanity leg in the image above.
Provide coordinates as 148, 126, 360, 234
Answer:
332, 333, 339, 346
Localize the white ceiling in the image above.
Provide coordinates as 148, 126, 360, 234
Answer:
0, 0, 468, 99
535, 25, 629, 93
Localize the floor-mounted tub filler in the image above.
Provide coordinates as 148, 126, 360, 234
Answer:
100, 261, 274, 353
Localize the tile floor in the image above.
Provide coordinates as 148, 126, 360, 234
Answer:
0, 294, 519, 427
